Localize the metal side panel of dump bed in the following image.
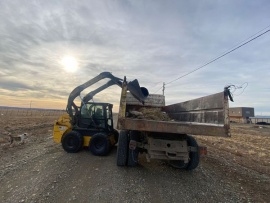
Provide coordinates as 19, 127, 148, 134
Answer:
117, 119, 229, 137
117, 89, 231, 137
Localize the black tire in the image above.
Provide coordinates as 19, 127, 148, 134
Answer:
116, 130, 129, 166
186, 135, 200, 170
89, 133, 111, 156
113, 129, 119, 144
127, 131, 140, 167
168, 135, 200, 170
61, 131, 83, 153
169, 160, 188, 169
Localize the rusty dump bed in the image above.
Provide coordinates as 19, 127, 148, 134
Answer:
117, 88, 231, 137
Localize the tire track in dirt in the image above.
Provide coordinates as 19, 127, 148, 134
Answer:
5, 144, 244, 203
1, 118, 269, 203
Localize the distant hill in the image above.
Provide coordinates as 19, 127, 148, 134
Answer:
0, 106, 64, 111
253, 116, 270, 119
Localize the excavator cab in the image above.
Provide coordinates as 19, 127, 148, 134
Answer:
78, 102, 114, 130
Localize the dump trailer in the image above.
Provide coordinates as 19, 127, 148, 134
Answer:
116, 78, 231, 170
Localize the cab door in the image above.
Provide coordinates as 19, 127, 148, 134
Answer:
105, 104, 114, 131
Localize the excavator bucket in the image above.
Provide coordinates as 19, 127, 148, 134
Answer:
127, 79, 149, 104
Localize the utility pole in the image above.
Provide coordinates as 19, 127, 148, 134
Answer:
162, 82, 165, 96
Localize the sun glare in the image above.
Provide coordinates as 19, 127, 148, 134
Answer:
61, 56, 78, 73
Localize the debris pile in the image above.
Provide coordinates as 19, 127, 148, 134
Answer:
129, 107, 171, 121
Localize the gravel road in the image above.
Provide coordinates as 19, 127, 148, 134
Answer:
0, 116, 269, 203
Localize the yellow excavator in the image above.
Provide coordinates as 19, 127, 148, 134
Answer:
53, 72, 148, 156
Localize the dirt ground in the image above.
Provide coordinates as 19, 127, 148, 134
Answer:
0, 114, 269, 203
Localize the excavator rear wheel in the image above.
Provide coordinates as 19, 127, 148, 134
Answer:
89, 133, 111, 156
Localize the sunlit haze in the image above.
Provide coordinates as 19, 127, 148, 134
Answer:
60, 56, 79, 73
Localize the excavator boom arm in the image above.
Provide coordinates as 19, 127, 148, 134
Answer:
66, 72, 148, 122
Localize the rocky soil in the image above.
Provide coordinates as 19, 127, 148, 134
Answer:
0, 114, 269, 203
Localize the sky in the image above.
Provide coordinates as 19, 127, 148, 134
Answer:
0, 0, 270, 115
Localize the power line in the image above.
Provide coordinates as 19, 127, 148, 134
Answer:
221, 24, 270, 53
154, 85, 163, 94
154, 25, 270, 94
166, 28, 270, 85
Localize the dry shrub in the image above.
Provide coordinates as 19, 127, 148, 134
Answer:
130, 107, 171, 121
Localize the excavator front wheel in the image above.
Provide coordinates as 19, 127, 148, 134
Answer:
61, 131, 83, 153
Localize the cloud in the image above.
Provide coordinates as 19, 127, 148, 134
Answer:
0, 79, 34, 91
0, 0, 269, 114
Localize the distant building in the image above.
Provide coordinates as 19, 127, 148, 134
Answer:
229, 107, 255, 123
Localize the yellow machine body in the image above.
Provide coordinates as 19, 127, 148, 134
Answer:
53, 113, 116, 147
53, 113, 72, 143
